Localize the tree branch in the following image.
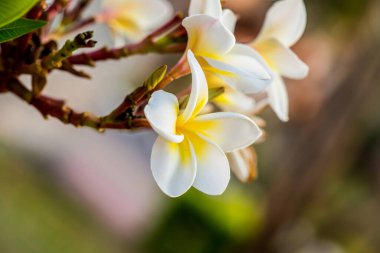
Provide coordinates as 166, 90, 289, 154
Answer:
5, 78, 151, 131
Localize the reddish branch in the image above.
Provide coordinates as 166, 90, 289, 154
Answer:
5, 78, 150, 130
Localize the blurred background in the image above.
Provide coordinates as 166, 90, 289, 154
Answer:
0, 0, 379, 252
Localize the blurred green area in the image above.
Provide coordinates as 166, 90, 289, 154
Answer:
0, 144, 124, 253
144, 186, 264, 253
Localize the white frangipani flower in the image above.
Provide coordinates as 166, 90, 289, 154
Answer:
144, 51, 263, 197
98, 0, 173, 43
182, 0, 273, 94
252, 0, 309, 121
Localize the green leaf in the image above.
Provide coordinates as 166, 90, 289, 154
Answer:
0, 18, 47, 44
0, 0, 39, 28
143, 65, 168, 90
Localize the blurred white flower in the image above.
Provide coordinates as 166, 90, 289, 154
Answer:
252, 0, 309, 121
97, 0, 173, 43
144, 50, 262, 197
227, 147, 258, 182
182, 0, 273, 94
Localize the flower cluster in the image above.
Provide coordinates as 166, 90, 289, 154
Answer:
140, 0, 307, 197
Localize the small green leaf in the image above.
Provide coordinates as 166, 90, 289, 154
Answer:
143, 65, 168, 90
0, 0, 39, 27
0, 18, 47, 44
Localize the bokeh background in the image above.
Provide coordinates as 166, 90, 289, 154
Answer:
0, 0, 379, 252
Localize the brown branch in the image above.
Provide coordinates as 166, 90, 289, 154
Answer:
5, 78, 150, 131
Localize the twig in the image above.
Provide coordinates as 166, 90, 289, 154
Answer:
42, 31, 96, 69
67, 14, 186, 66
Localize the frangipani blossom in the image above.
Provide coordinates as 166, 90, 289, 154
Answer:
98, 0, 173, 43
182, 0, 273, 94
252, 0, 309, 121
144, 51, 262, 197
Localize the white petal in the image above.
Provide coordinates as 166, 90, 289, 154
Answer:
189, 134, 230, 195
144, 91, 184, 143
179, 50, 208, 123
221, 9, 238, 33
257, 38, 308, 79
213, 89, 257, 114
255, 0, 307, 47
189, 0, 222, 18
228, 148, 258, 182
151, 137, 196, 197
202, 44, 274, 93
267, 74, 289, 122
186, 112, 262, 152
182, 15, 235, 56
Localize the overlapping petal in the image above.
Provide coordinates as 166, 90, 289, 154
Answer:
182, 15, 235, 56
228, 148, 258, 182
190, 134, 230, 195
178, 50, 208, 123
151, 137, 196, 197
186, 112, 262, 152
255, 0, 307, 47
221, 9, 238, 33
256, 38, 309, 79
267, 74, 289, 122
202, 44, 273, 93
189, 0, 222, 18
213, 89, 257, 114
144, 91, 184, 143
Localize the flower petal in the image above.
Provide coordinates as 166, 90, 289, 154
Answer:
188, 0, 222, 18
255, 0, 307, 47
213, 88, 257, 114
221, 9, 238, 33
179, 50, 208, 123
228, 148, 258, 182
267, 74, 289, 122
144, 90, 184, 143
202, 44, 273, 93
151, 137, 196, 197
182, 15, 235, 56
189, 134, 230, 195
186, 112, 262, 152
257, 38, 309, 79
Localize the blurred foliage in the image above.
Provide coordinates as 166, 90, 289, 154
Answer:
308, 0, 371, 26
144, 186, 263, 253
0, 143, 124, 253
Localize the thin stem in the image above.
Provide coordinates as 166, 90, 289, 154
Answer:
60, 17, 96, 36
62, 0, 94, 24
44, 0, 70, 21
67, 14, 186, 66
